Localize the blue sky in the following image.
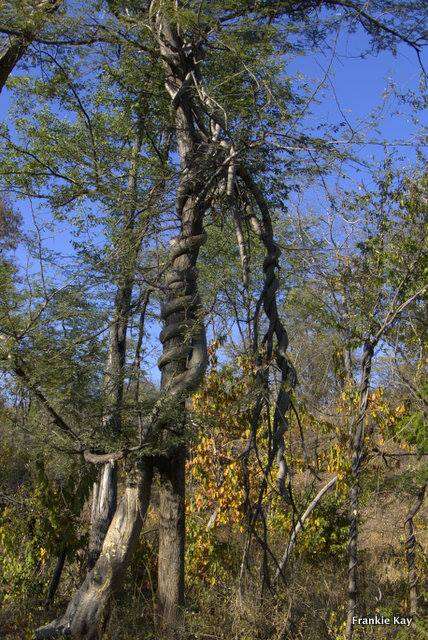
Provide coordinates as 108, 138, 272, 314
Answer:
2, 23, 425, 257
1, 21, 426, 382
280, 26, 427, 257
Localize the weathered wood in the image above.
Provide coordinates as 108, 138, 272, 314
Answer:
35, 460, 153, 640
87, 461, 117, 570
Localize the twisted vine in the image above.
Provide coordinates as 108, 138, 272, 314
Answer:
158, 230, 208, 399
238, 165, 296, 502
234, 165, 298, 595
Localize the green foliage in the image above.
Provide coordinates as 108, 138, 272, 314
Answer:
0, 456, 92, 605
390, 409, 428, 454
297, 494, 349, 560
186, 514, 239, 588
0, 496, 49, 606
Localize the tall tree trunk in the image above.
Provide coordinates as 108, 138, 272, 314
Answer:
36, 459, 153, 640
155, 207, 207, 636
155, 218, 207, 637
36, 122, 149, 640
155, 203, 207, 638
153, 9, 210, 637
405, 483, 426, 615
346, 341, 373, 639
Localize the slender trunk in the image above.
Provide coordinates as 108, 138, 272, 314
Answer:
346, 341, 374, 639
236, 167, 294, 597
101, 278, 133, 434
87, 129, 143, 567
35, 100, 152, 640
87, 272, 132, 570
87, 279, 130, 568
87, 461, 117, 570
405, 483, 426, 615
36, 459, 153, 640
102, 125, 143, 434
45, 548, 67, 607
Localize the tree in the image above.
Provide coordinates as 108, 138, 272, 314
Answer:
278, 165, 427, 636
0, 2, 426, 639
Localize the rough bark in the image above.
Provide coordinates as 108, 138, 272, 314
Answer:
157, 451, 186, 637
155, 210, 207, 637
404, 483, 426, 615
35, 459, 153, 640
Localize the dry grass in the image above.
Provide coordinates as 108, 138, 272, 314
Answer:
105, 464, 426, 640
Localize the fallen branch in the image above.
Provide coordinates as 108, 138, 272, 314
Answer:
275, 475, 338, 579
